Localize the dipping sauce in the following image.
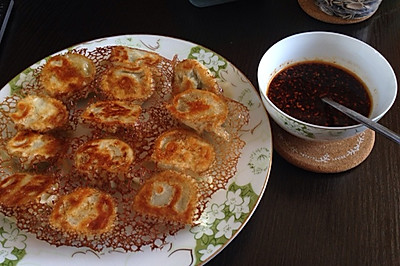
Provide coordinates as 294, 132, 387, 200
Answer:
267, 61, 371, 127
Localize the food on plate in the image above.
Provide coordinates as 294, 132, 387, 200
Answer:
49, 187, 116, 235
109, 46, 162, 68
100, 65, 154, 103
0, 172, 56, 207
6, 131, 64, 165
81, 100, 142, 132
74, 138, 134, 174
40, 53, 96, 99
0, 44, 250, 252
9, 95, 69, 132
172, 59, 222, 95
132, 170, 199, 225
151, 128, 215, 173
166, 88, 229, 139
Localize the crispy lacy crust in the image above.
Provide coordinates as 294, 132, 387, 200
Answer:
109, 46, 162, 68
74, 138, 135, 174
100, 65, 154, 103
172, 59, 222, 95
151, 128, 215, 173
133, 170, 198, 225
81, 100, 142, 132
49, 187, 116, 235
9, 95, 68, 132
40, 53, 96, 99
6, 131, 63, 164
0, 173, 55, 207
0, 46, 249, 252
166, 89, 229, 139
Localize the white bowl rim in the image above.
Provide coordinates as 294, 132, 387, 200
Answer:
257, 31, 398, 131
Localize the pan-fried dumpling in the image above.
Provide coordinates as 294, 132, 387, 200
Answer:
74, 138, 134, 174
172, 59, 222, 95
6, 131, 64, 165
152, 129, 215, 173
109, 46, 162, 68
40, 53, 96, 99
166, 89, 229, 139
0, 172, 56, 207
100, 65, 154, 103
49, 187, 116, 235
81, 100, 141, 132
132, 170, 198, 225
9, 95, 68, 132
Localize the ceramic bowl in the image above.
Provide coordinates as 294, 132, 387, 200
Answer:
257, 31, 397, 141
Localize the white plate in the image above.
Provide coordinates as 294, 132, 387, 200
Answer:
0, 35, 272, 266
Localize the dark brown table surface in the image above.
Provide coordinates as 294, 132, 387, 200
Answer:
0, 0, 399, 265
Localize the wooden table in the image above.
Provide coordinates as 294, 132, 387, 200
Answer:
0, 0, 399, 265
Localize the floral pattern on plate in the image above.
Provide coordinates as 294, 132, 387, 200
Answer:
0, 214, 26, 266
191, 183, 257, 263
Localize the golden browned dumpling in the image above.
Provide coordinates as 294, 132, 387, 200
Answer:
9, 95, 68, 132
74, 138, 134, 174
49, 187, 116, 235
100, 65, 154, 103
0, 172, 55, 207
40, 53, 96, 99
133, 170, 198, 225
81, 100, 141, 132
6, 131, 64, 165
152, 129, 215, 173
166, 89, 229, 139
109, 46, 162, 68
172, 59, 222, 95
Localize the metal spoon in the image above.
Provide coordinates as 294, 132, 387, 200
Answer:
321, 97, 400, 145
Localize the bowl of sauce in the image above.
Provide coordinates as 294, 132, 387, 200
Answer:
258, 31, 397, 141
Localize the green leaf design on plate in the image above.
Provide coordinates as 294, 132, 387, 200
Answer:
187, 46, 227, 78
248, 147, 271, 175
191, 182, 258, 263
0, 218, 27, 265
238, 87, 258, 111
115, 37, 137, 47
8, 68, 35, 95
0, 247, 26, 266
8, 55, 51, 96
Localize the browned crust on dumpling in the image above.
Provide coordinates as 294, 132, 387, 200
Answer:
133, 170, 198, 225
49, 187, 116, 235
109, 46, 162, 68
151, 129, 215, 173
172, 59, 222, 95
81, 100, 141, 132
100, 65, 154, 103
0, 172, 55, 207
166, 89, 229, 138
74, 138, 135, 174
9, 95, 68, 132
6, 131, 64, 164
40, 53, 96, 99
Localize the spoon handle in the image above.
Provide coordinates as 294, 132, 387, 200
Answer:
322, 97, 400, 145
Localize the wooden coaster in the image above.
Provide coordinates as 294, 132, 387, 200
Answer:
272, 122, 375, 173
298, 0, 375, 24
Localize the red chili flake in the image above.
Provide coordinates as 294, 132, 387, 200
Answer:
267, 61, 371, 127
